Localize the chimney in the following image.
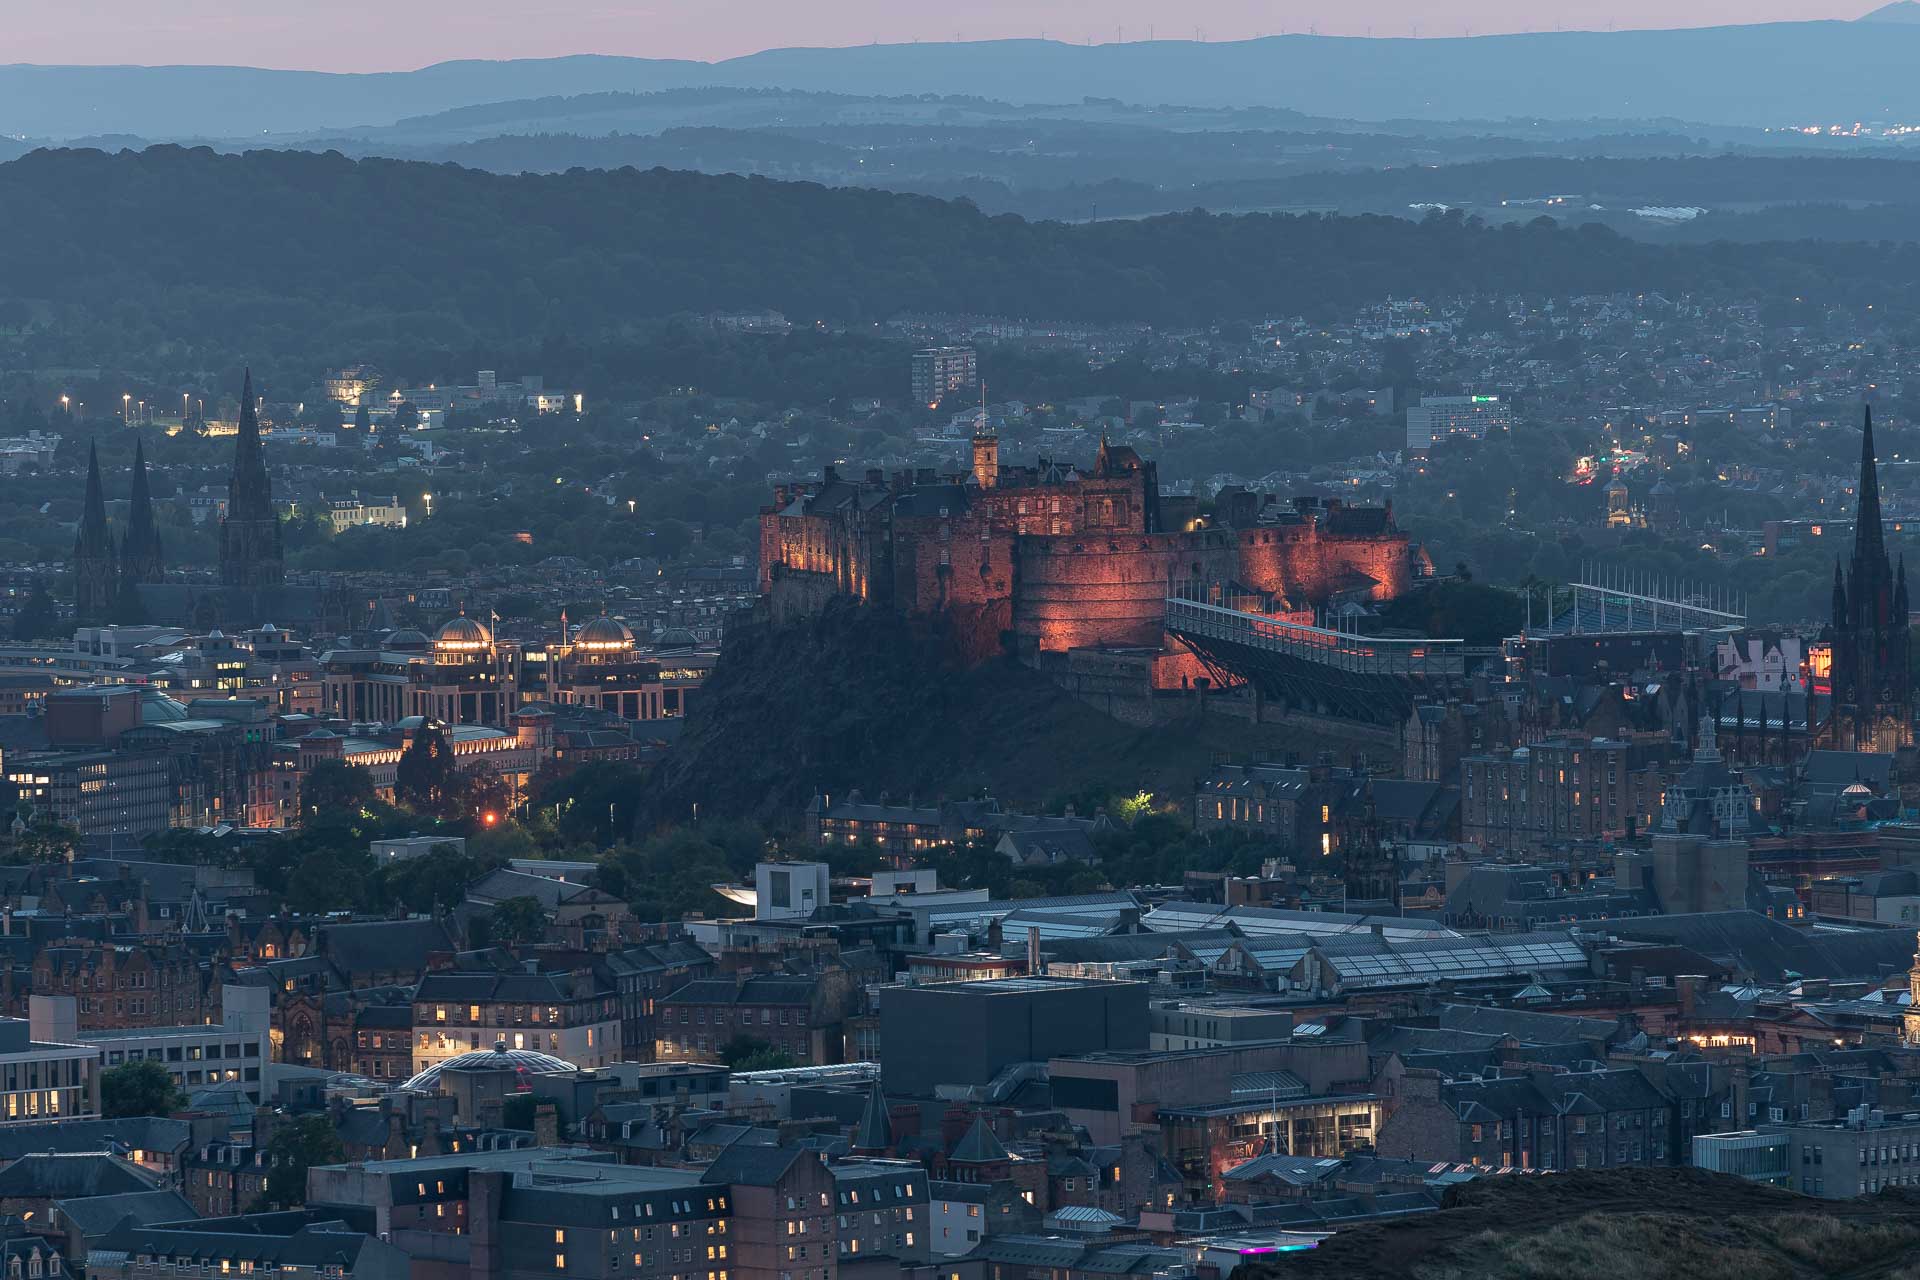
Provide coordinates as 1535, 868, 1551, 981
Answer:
533, 1102, 560, 1148
1026, 927, 1041, 977
469, 1169, 508, 1280
1676, 974, 1704, 1020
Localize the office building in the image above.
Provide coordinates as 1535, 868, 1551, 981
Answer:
879, 978, 1148, 1098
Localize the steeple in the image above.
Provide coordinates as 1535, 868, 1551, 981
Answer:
852, 1083, 892, 1154
119, 436, 164, 588
1855, 405, 1886, 573
218, 368, 285, 590
1826, 403, 1913, 752
71, 441, 116, 623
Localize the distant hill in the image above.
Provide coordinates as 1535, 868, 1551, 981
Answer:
16, 24, 1920, 138
16, 145, 1920, 364
1859, 0, 1920, 22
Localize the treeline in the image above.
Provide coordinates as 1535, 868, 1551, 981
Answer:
8, 146, 1920, 366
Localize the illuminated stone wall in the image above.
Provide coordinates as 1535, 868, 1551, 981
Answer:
1013, 529, 1239, 651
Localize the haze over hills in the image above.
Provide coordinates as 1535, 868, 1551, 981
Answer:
18, 20, 1920, 139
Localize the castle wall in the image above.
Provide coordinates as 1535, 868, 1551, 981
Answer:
1014, 530, 1238, 651
1236, 526, 1413, 605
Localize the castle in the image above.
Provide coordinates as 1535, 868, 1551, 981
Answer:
759, 433, 1430, 663
71, 371, 341, 633
1826, 407, 1913, 753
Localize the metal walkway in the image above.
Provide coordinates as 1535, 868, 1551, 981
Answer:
1165, 596, 1494, 724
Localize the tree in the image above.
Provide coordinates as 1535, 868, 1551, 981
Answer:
9, 580, 57, 640
488, 895, 549, 945
301, 760, 377, 823
101, 1059, 187, 1118
395, 723, 464, 816
374, 842, 492, 915
254, 1114, 346, 1211
720, 1036, 799, 1073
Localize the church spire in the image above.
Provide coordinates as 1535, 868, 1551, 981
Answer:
219, 368, 285, 591
71, 441, 117, 623
119, 436, 164, 588
229, 368, 272, 523
1855, 404, 1887, 574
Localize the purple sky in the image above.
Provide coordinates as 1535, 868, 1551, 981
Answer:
11, 0, 1873, 69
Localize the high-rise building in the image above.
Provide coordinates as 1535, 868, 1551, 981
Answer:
219, 370, 285, 590
911, 346, 977, 409
1827, 406, 1912, 752
1406, 394, 1513, 450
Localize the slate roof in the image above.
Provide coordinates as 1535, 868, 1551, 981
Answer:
950, 1118, 1010, 1164
1602, 911, 1917, 982
0, 1118, 191, 1161
54, 1190, 196, 1240
315, 918, 455, 977
698, 1144, 808, 1187
0, 1153, 160, 1199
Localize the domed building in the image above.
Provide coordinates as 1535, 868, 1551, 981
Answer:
320, 609, 524, 727
571, 614, 635, 656
318, 606, 710, 731
434, 612, 492, 655
399, 1042, 578, 1094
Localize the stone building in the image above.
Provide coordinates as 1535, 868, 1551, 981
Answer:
760, 438, 1427, 663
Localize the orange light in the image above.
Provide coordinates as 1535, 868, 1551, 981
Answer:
482, 812, 499, 827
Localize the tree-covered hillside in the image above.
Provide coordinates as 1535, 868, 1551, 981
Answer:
7, 145, 1920, 366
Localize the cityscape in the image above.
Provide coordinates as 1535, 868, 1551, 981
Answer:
16, 7, 1920, 1280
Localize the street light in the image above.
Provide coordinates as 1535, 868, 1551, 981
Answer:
422, 493, 433, 517
122, 393, 131, 424
59, 395, 69, 415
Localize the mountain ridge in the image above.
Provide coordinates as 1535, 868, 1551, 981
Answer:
10, 24, 1920, 137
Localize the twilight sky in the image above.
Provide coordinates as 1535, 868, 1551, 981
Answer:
7, 0, 1872, 69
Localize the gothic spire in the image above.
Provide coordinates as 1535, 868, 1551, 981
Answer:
76, 442, 108, 555
71, 441, 116, 622
1854, 404, 1887, 576
229, 368, 273, 522
120, 436, 164, 587
219, 368, 286, 591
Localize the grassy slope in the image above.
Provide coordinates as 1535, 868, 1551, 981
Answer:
1252, 1168, 1920, 1280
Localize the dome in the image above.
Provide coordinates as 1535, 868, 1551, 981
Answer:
140, 688, 190, 723
434, 613, 492, 653
574, 614, 634, 653
385, 628, 431, 652
399, 1042, 577, 1094
653, 627, 698, 650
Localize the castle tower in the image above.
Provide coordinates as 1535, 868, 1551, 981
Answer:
71, 442, 117, 625
1906, 931, 1920, 1046
1827, 406, 1913, 751
971, 431, 998, 489
218, 369, 285, 590
119, 437, 164, 589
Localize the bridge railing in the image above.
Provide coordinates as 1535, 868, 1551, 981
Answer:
1164, 596, 1472, 678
